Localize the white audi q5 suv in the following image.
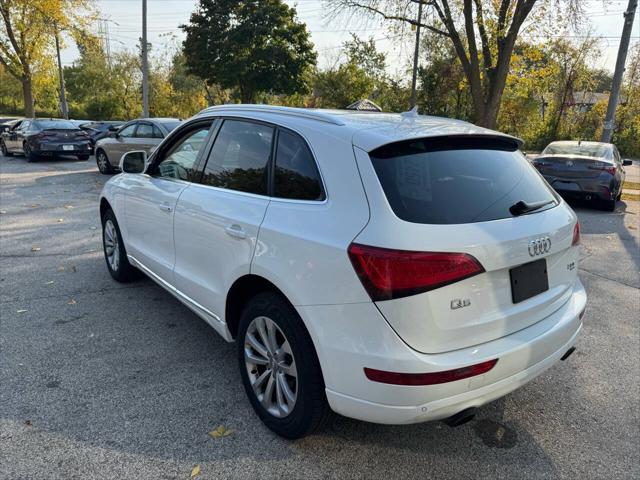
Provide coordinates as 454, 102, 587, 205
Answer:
99, 105, 586, 438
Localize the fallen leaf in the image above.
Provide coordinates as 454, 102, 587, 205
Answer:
64, 205, 74, 209
45, 281, 54, 285
31, 246, 41, 252
90, 226, 97, 230
70, 265, 77, 273
30, 204, 39, 208
58, 266, 65, 272
190, 465, 201, 477
628, 225, 637, 230
16, 309, 27, 313
57, 218, 64, 223
24, 420, 32, 426
67, 299, 76, 305
209, 425, 233, 438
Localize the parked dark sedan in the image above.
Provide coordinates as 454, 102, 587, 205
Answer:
78, 121, 125, 145
0, 119, 92, 162
532, 141, 631, 211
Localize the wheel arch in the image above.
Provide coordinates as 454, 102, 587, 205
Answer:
226, 274, 300, 340
99, 197, 112, 220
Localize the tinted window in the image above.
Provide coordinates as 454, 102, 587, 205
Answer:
136, 123, 153, 138
159, 121, 182, 132
370, 137, 558, 225
274, 129, 324, 200
152, 125, 164, 139
119, 123, 136, 137
33, 120, 78, 130
155, 125, 211, 181
200, 120, 273, 195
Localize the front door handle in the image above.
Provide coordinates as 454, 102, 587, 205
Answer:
225, 224, 247, 239
158, 203, 173, 213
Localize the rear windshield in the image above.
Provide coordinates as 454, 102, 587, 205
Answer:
33, 120, 79, 130
543, 143, 609, 158
369, 137, 558, 225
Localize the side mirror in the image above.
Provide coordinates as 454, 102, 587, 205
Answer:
623, 159, 632, 166
120, 150, 147, 173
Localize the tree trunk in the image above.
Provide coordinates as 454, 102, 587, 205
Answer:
22, 74, 34, 117
239, 85, 254, 104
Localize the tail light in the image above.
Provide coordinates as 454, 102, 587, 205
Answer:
364, 359, 498, 386
572, 222, 580, 246
347, 243, 484, 301
588, 162, 616, 175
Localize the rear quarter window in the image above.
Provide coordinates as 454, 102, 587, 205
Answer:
369, 136, 558, 224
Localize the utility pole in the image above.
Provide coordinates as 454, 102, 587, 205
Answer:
54, 25, 69, 120
601, 0, 637, 143
409, 0, 423, 109
141, 0, 149, 117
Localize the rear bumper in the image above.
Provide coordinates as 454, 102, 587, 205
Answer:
298, 278, 586, 425
545, 176, 617, 200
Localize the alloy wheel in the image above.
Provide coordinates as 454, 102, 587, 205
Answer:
97, 152, 108, 172
103, 219, 120, 271
244, 316, 298, 418
0, 141, 6, 156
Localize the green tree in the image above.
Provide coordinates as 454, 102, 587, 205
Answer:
330, 0, 585, 128
314, 62, 375, 108
181, 0, 317, 103
0, 0, 94, 117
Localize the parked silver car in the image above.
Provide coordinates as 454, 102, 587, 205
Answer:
95, 118, 181, 174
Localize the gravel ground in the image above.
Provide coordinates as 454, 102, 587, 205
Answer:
1, 154, 638, 480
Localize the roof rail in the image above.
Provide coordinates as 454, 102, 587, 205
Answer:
197, 104, 346, 126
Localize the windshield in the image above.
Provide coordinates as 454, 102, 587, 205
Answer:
369, 137, 558, 225
543, 143, 609, 158
33, 120, 79, 130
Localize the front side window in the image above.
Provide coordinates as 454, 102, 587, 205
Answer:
370, 137, 558, 225
136, 123, 154, 138
274, 129, 324, 201
118, 123, 137, 138
154, 125, 212, 181
200, 120, 273, 195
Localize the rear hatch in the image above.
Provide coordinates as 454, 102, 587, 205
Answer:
533, 154, 611, 180
352, 136, 580, 354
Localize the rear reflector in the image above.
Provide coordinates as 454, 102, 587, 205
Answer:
572, 222, 580, 246
364, 359, 498, 386
348, 243, 484, 301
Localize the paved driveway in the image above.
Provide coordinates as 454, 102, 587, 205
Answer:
1, 154, 638, 479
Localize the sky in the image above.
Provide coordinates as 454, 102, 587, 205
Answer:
60, 0, 640, 77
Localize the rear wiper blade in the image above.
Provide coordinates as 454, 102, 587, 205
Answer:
509, 199, 555, 216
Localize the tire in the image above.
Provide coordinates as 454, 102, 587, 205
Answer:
96, 149, 114, 174
101, 209, 137, 282
237, 292, 330, 439
78, 154, 90, 161
24, 142, 38, 162
0, 140, 12, 157
602, 199, 616, 212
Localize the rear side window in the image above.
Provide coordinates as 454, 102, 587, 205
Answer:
274, 129, 324, 201
200, 120, 273, 195
136, 123, 153, 138
369, 137, 558, 225
152, 125, 164, 139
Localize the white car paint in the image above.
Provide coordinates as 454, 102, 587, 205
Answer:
100, 105, 585, 426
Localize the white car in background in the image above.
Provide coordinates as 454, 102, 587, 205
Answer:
99, 105, 586, 439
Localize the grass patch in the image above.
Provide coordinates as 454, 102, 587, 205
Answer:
623, 181, 640, 191
621, 192, 640, 202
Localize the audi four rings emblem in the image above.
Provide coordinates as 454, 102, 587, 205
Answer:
528, 237, 552, 257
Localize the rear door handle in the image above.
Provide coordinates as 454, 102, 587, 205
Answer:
225, 224, 246, 239
158, 203, 173, 213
